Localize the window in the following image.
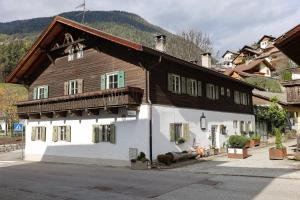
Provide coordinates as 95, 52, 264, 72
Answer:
233, 120, 238, 129
191, 79, 197, 96
76, 44, 84, 59
227, 88, 231, 97
69, 80, 78, 95
33, 85, 48, 100
234, 91, 240, 104
107, 72, 119, 89
221, 87, 224, 96
64, 79, 83, 95
92, 124, 116, 144
240, 121, 245, 133
100, 71, 125, 90
167, 73, 181, 94
241, 93, 248, 105
206, 84, 219, 100
31, 126, 46, 141
53, 126, 71, 142
197, 81, 202, 96
68, 47, 75, 61
169, 123, 189, 142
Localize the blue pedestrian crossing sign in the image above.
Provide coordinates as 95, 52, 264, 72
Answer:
13, 123, 23, 132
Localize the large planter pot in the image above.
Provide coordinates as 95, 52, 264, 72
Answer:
269, 147, 287, 160
250, 139, 260, 148
131, 161, 149, 170
227, 148, 248, 159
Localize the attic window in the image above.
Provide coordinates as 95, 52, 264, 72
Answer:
68, 47, 75, 61
76, 44, 84, 59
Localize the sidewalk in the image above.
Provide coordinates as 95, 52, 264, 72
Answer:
170, 139, 300, 179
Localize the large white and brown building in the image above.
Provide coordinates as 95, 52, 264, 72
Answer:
7, 16, 255, 166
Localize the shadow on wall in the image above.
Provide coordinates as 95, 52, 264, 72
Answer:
0, 158, 300, 199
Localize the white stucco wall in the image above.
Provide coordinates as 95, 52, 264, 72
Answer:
151, 105, 255, 158
259, 64, 271, 77
24, 105, 150, 166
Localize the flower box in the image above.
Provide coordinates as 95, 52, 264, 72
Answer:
131, 160, 150, 170
227, 148, 248, 159
269, 147, 287, 160
250, 139, 260, 148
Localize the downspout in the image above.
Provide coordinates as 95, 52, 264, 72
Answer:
145, 55, 162, 163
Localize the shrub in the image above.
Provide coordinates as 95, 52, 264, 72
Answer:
250, 133, 261, 140
132, 152, 148, 163
157, 154, 173, 165
228, 135, 248, 148
281, 70, 292, 81
275, 128, 285, 149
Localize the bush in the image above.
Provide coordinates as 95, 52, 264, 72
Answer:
157, 154, 173, 165
250, 133, 261, 140
275, 128, 285, 149
131, 152, 148, 163
228, 135, 248, 148
281, 70, 292, 81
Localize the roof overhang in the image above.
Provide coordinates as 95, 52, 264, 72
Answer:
275, 24, 300, 65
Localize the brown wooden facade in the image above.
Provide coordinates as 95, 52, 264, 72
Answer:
283, 80, 300, 103
8, 16, 254, 119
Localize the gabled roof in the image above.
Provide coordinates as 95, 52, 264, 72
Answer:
257, 35, 276, 44
240, 45, 261, 55
224, 59, 275, 77
221, 50, 238, 58
275, 23, 300, 66
7, 16, 255, 90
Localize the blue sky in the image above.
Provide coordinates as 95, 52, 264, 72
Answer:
1, 0, 300, 55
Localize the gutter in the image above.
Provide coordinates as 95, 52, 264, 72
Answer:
145, 55, 162, 163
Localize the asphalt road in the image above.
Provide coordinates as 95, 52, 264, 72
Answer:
0, 158, 300, 200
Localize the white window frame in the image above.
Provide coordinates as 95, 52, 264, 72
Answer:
190, 79, 197, 96
36, 86, 47, 99
227, 88, 231, 97
172, 74, 181, 94
68, 80, 78, 95
58, 126, 67, 141
100, 124, 112, 142
76, 44, 84, 59
234, 91, 240, 104
106, 72, 119, 89
206, 83, 217, 100
36, 127, 43, 141
68, 47, 75, 61
233, 120, 238, 129
174, 123, 183, 141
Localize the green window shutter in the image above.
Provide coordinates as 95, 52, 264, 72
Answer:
169, 123, 175, 142
33, 88, 37, 100
52, 126, 58, 142
64, 82, 69, 95
66, 126, 71, 142
181, 77, 186, 94
197, 81, 202, 96
110, 124, 116, 144
183, 123, 189, 140
42, 127, 46, 142
186, 78, 192, 95
168, 73, 173, 92
44, 85, 49, 98
31, 127, 36, 141
77, 79, 83, 93
100, 74, 106, 90
117, 71, 125, 88
92, 125, 99, 143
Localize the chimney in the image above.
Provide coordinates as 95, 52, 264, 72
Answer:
155, 34, 166, 52
201, 53, 212, 68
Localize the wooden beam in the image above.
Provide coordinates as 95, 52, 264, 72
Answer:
50, 38, 85, 52
41, 112, 54, 119
54, 111, 67, 118
18, 114, 29, 119
28, 113, 41, 119
71, 110, 83, 117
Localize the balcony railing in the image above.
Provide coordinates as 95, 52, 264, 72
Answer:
17, 87, 143, 115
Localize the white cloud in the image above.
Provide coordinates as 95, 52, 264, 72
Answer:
1, 0, 300, 55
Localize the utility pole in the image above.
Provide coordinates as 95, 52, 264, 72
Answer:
75, 0, 87, 24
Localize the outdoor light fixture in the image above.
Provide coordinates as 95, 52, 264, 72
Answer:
200, 112, 207, 130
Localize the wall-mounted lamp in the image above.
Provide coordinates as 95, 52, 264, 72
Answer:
200, 112, 207, 130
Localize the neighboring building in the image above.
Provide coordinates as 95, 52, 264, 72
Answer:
7, 16, 255, 166
258, 35, 276, 50
221, 50, 238, 68
224, 59, 275, 79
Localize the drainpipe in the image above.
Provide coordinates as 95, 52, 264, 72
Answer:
145, 55, 162, 163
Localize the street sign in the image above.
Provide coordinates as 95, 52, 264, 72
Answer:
13, 123, 23, 132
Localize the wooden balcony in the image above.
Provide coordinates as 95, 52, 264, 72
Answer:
17, 87, 144, 119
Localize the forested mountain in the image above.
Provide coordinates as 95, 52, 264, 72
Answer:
0, 11, 211, 82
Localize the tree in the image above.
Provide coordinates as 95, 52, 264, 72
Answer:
0, 84, 27, 136
166, 29, 213, 63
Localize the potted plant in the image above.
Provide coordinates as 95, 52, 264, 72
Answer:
250, 134, 261, 147
269, 128, 287, 160
131, 152, 150, 170
176, 137, 185, 145
227, 135, 248, 159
